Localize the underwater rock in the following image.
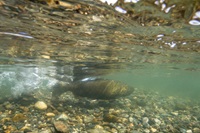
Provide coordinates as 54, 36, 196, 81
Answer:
52, 79, 134, 100
103, 113, 119, 123
54, 120, 69, 133
34, 101, 48, 110
46, 112, 55, 117
12, 113, 27, 122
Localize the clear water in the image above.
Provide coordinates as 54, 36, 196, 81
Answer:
0, 0, 200, 102
105, 63, 200, 100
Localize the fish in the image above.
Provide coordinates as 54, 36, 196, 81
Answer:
52, 79, 134, 100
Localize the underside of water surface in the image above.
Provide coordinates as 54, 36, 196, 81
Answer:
0, 0, 200, 100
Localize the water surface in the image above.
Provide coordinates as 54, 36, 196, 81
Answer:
0, 0, 200, 101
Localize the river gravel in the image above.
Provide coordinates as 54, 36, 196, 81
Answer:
0, 88, 200, 133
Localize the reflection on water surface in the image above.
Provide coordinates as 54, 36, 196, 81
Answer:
0, 0, 200, 100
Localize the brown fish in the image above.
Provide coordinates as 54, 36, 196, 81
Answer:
52, 79, 134, 100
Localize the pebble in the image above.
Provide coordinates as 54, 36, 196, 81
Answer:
88, 128, 108, 133
34, 101, 48, 110
187, 130, 193, 133
154, 118, 161, 126
4, 103, 13, 109
40, 129, 53, 133
180, 128, 187, 133
193, 128, 200, 133
56, 113, 68, 121
142, 117, 149, 127
129, 117, 134, 123
53, 121, 69, 133
21, 124, 32, 131
151, 127, 157, 133
83, 115, 94, 123
46, 112, 55, 117
144, 129, 150, 133
12, 113, 27, 122
171, 111, 179, 116
142, 117, 149, 124
88, 125, 108, 133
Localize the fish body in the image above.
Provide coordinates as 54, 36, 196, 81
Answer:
52, 79, 134, 100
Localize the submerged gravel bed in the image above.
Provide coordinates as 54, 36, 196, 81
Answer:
0, 88, 200, 133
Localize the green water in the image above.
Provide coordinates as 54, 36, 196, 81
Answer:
105, 63, 200, 100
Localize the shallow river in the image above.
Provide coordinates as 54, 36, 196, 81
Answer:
1, 0, 200, 132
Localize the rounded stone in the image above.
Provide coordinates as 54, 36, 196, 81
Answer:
186, 130, 192, 133
54, 121, 69, 133
151, 127, 157, 133
46, 112, 55, 117
154, 118, 161, 126
34, 101, 48, 110
193, 128, 200, 133
142, 117, 149, 124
